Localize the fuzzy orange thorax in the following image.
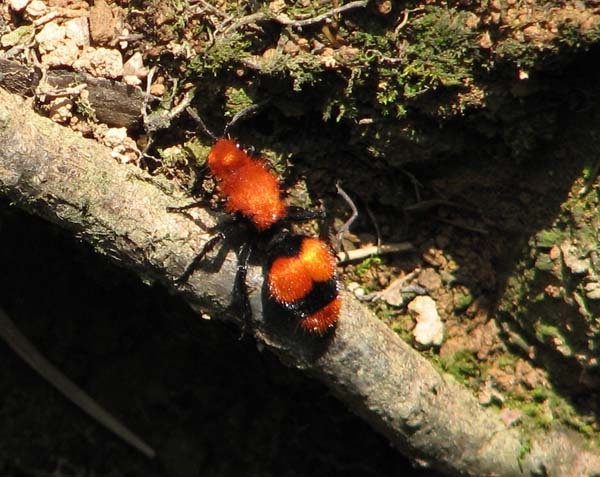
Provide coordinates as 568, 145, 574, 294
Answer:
208, 139, 287, 230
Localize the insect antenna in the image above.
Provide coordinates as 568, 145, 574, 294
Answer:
223, 99, 270, 137
186, 106, 218, 142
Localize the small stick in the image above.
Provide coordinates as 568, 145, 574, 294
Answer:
189, 0, 233, 20
222, 1, 368, 35
359, 269, 421, 302
0, 307, 155, 459
276, 0, 368, 28
337, 242, 414, 264
334, 183, 359, 248
364, 202, 382, 252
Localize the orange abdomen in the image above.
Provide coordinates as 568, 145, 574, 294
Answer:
300, 297, 341, 334
267, 237, 341, 334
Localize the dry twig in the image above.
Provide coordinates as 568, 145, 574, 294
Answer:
0, 307, 155, 459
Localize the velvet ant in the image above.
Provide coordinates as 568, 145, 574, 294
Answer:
168, 104, 349, 335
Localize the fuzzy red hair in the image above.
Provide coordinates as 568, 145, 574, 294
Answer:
208, 139, 287, 230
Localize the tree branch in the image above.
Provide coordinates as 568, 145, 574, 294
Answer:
0, 87, 597, 477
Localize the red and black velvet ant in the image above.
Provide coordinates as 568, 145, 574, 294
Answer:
168, 104, 350, 335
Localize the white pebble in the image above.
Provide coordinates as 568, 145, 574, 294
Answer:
10, 0, 31, 12
408, 296, 445, 348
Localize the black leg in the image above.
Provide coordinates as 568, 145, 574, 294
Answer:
175, 232, 225, 283
166, 200, 208, 213
285, 206, 326, 223
233, 241, 253, 336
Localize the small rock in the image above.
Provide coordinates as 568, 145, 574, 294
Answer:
477, 382, 504, 406
47, 98, 73, 124
560, 241, 590, 275
422, 246, 445, 267
297, 38, 309, 51
150, 82, 166, 97
269, 0, 286, 15
479, 31, 493, 49
36, 22, 66, 46
65, 16, 90, 47
337, 46, 359, 63
89, 0, 121, 45
262, 48, 278, 61
101, 127, 128, 148
320, 47, 337, 68
549, 245, 561, 260
376, 0, 392, 15
417, 268, 442, 292
123, 75, 142, 86
408, 296, 444, 348
40, 40, 80, 68
10, 0, 31, 12
96, 127, 139, 164
585, 282, 600, 300
514, 359, 545, 389
73, 47, 124, 78
346, 282, 366, 299
500, 408, 523, 427
123, 52, 148, 79
283, 40, 300, 55
25, 0, 47, 17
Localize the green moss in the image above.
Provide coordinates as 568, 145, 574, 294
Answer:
496, 353, 518, 369
190, 31, 253, 74
535, 229, 562, 249
267, 50, 324, 92
530, 386, 550, 403
549, 393, 595, 436
352, 6, 481, 117
557, 20, 600, 49
403, 8, 480, 93
223, 87, 255, 118
534, 253, 554, 272
0, 25, 33, 47
183, 137, 211, 167
390, 314, 414, 342
157, 145, 187, 166
533, 322, 565, 345
499, 379, 598, 442
355, 256, 382, 278
441, 350, 483, 385
495, 10, 600, 69
74, 97, 98, 122
454, 290, 474, 311
168, 0, 188, 34
518, 438, 532, 462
